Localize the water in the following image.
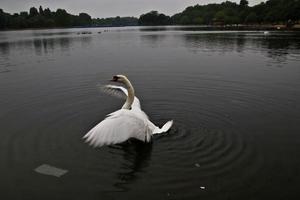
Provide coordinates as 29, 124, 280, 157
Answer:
0, 26, 300, 199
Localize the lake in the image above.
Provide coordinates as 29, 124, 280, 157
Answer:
0, 26, 300, 199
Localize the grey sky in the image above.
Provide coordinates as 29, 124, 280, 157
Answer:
1, 0, 265, 18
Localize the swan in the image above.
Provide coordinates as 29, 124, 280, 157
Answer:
83, 75, 173, 147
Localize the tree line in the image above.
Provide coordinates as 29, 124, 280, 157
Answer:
0, 6, 93, 29
139, 0, 300, 25
92, 17, 138, 27
0, 6, 138, 29
1, 0, 300, 30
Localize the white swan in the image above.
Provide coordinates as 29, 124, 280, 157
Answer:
83, 75, 173, 147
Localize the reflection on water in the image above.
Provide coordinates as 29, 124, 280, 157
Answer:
0, 41, 9, 55
178, 32, 300, 67
140, 34, 167, 48
110, 141, 152, 192
139, 26, 168, 32
1, 29, 299, 66
0, 35, 92, 57
32, 31, 75, 37
181, 33, 242, 53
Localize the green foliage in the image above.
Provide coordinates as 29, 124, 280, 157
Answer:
215, 11, 226, 21
239, 0, 249, 7
78, 13, 92, 26
1, 0, 300, 29
0, 6, 137, 29
55, 9, 71, 27
138, 11, 171, 25
0, 9, 6, 29
29, 7, 38, 17
139, 0, 300, 26
179, 16, 191, 25
93, 16, 138, 27
193, 17, 204, 25
245, 12, 258, 24
171, 1, 242, 25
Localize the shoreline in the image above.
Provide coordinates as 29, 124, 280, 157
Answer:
1, 24, 300, 32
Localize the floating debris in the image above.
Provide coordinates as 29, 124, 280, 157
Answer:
82, 31, 92, 34
77, 31, 92, 35
34, 164, 68, 177
195, 163, 201, 167
98, 31, 102, 34
200, 186, 206, 190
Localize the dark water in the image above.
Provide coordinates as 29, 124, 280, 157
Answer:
0, 26, 300, 200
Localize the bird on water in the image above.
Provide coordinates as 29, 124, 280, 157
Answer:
83, 75, 173, 147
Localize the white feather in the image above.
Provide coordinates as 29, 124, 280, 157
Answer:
83, 109, 152, 147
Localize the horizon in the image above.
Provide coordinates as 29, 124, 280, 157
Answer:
1, 0, 265, 18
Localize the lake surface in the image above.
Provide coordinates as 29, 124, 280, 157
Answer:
0, 26, 300, 200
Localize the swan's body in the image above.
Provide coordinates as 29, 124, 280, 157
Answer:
83, 75, 173, 147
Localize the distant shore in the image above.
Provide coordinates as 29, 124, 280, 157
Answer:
1, 24, 300, 32
176, 24, 300, 31
2, 0, 300, 31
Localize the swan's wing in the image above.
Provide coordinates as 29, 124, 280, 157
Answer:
83, 109, 151, 147
101, 84, 127, 99
101, 85, 141, 109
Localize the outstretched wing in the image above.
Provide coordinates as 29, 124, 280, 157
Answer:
101, 84, 141, 109
101, 84, 128, 99
83, 109, 151, 147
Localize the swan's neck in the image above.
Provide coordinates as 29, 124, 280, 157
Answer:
122, 78, 135, 110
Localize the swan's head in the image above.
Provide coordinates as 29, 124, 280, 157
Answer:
110, 75, 127, 83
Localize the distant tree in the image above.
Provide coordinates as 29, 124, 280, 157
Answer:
264, 11, 278, 23
240, 0, 249, 7
43, 8, 52, 18
245, 12, 258, 24
179, 16, 190, 25
138, 11, 171, 25
20, 11, 29, 18
215, 11, 226, 21
78, 13, 92, 26
0, 9, 6, 29
39, 6, 44, 15
92, 16, 138, 27
114, 16, 121, 26
193, 17, 204, 25
29, 7, 38, 17
55, 9, 71, 27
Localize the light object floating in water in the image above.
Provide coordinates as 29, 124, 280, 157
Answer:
200, 186, 206, 190
34, 164, 68, 177
195, 163, 201, 167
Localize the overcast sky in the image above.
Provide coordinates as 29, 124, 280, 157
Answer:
1, 0, 265, 18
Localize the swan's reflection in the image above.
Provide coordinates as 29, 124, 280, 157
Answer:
109, 140, 153, 192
